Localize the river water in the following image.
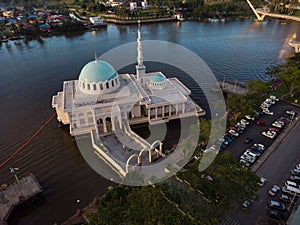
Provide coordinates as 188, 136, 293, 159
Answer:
0, 19, 299, 225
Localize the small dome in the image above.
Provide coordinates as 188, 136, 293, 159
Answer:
150, 73, 165, 82
79, 60, 118, 83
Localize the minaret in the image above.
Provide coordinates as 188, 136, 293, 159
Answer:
136, 20, 146, 83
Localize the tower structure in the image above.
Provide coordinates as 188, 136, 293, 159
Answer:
136, 21, 146, 84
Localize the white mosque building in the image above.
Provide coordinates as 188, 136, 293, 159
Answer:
52, 22, 205, 178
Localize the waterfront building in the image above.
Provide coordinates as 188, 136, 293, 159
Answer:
130, 2, 137, 11
52, 22, 204, 178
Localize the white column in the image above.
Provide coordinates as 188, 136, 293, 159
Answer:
93, 115, 99, 137
155, 107, 158, 119
148, 108, 151, 120
103, 118, 107, 133
162, 105, 165, 117
112, 117, 115, 131
176, 104, 178, 115
169, 105, 171, 116
182, 103, 185, 114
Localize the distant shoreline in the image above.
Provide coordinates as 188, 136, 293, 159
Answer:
103, 17, 177, 25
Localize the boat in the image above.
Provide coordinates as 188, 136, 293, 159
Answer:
208, 18, 225, 22
9, 36, 21, 41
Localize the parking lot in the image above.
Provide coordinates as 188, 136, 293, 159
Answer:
225, 101, 299, 163
224, 100, 300, 225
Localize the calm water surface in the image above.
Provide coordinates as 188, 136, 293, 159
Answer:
0, 19, 299, 225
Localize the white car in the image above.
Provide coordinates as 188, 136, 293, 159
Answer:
229, 129, 239, 137
268, 185, 280, 196
265, 98, 275, 105
262, 130, 276, 139
240, 154, 255, 164
260, 104, 268, 110
286, 110, 296, 117
258, 177, 267, 186
253, 143, 265, 151
261, 102, 272, 109
263, 109, 274, 115
240, 119, 250, 126
244, 150, 259, 158
270, 95, 279, 101
272, 121, 283, 128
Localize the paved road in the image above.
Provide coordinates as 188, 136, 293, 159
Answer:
228, 102, 300, 225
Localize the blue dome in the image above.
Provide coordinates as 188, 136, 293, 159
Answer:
79, 60, 118, 83
150, 73, 165, 82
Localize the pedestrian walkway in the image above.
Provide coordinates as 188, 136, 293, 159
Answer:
219, 216, 240, 225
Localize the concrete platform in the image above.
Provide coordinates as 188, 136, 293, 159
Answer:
0, 174, 43, 225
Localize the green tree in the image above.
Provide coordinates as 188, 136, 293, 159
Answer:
270, 53, 300, 97
247, 80, 270, 95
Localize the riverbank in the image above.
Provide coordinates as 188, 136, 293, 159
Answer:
103, 17, 177, 25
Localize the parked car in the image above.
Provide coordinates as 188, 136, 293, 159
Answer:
286, 110, 296, 117
229, 129, 239, 137
224, 135, 233, 143
268, 127, 280, 133
235, 125, 245, 131
291, 169, 300, 176
247, 148, 261, 156
272, 121, 283, 128
261, 102, 272, 109
256, 120, 267, 126
268, 185, 280, 196
278, 194, 291, 203
263, 109, 274, 115
244, 149, 260, 158
268, 210, 286, 220
240, 119, 250, 126
237, 122, 246, 128
277, 118, 289, 124
265, 98, 275, 105
227, 133, 236, 140
269, 95, 279, 101
253, 143, 265, 151
240, 154, 255, 164
262, 130, 276, 139
242, 200, 253, 210
251, 146, 263, 153
244, 137, 253, 144
258, 177, 267, 187
245, 115, 255, 121
254, 110, 264, 116
281, 115, 291, 122
290, 175, 300, 182
240, 159, 251, 167
285, 180, 299, 189
268, 200, 286, 211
